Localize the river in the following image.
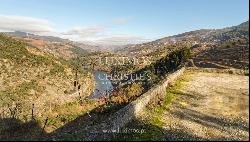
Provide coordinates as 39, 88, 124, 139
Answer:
88, 71, 114, 99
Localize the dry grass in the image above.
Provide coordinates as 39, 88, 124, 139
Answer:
116, 70, 249, 141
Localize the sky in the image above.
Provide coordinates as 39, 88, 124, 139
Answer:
0, 0, 249, 45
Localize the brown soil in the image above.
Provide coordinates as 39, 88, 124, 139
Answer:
161, 71, 249, 140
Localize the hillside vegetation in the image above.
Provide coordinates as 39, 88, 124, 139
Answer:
118, 21, 249, 55
0, 34, 96, 139
0, 20, 248, 141
115, 70, 249, 141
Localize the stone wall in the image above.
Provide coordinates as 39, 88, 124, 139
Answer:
82, 67, 186, 141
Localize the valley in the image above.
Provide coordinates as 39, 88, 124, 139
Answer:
0, 20, 249, 141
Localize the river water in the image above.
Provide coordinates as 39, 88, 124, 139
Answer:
88, 71, 114, 99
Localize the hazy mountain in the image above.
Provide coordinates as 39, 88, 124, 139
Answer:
3, 21, 248, 57
117, 21, 249, 55
5, 31, 122, 53
3, 31, 97, 58
6, 31, 70, 43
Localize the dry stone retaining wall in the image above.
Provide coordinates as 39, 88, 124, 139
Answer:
82, 67, 186, 141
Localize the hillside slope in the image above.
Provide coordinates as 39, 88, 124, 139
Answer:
117, 21, 249, 55
5, 31, 94, 59
0, 34, 93, 119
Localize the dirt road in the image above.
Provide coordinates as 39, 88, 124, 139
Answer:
162, 71, 249, 140
116, 71, 249, 141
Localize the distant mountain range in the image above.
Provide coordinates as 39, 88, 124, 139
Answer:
3, 31, 95, 58
117, 21, 249, 54
3, 30, 127, 55
6, 31, 71, 43
2, 21, 249, 58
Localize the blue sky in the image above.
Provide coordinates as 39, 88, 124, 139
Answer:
0, 0, 249, 45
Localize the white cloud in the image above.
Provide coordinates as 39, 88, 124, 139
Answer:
62, 26, 105, 37
0, 15, 148, 45
93, 34, 148, 45
112, 17, 131, 25
0, 15, 55, 35
62, 32, 148, 45
62, 25, 148, 45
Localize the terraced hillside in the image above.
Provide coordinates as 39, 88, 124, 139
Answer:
191, 40, 249, 69
117, 21, 249, 56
